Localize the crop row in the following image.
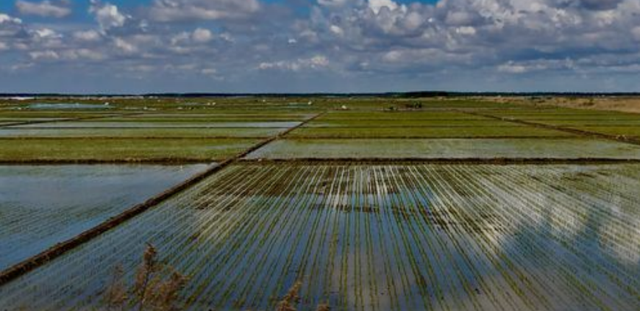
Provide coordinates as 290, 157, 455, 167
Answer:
0, 163, 637, 310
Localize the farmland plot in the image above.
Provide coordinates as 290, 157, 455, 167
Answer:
10, 121, 302, 129
486, 109, 635, 117
113, 114, 315, 122
519, 119, 640, 127
0, 138, 260, 162
0, 163, 637, 311
303, 120, 524, 128
571, 126, 640, 139
0, 164, 208, 270
287, 126, 573, 138
0, 111, 118, 119
317, 111, 488, 121
246, 138, 640, 160
0, 118, 70, 123
0, 127, 289, 138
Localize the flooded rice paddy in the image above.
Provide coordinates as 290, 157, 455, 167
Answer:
11, 121, 302, 129
0, 163, 638, 310
26, 103, 112, 110
246, 138, 640, 160
0, 164, 208, 270
0, 127, 290, 138
2, 99, 640, 311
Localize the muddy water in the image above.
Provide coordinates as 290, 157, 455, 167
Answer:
0, 164, 208, 270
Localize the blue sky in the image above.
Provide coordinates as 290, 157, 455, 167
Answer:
0, 0, 639, 93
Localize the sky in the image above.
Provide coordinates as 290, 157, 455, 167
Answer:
0, 0, 639, 94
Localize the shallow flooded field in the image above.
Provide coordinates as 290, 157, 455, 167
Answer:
287, 126, 573, 138
0, 164, 208, 270
1, 163, 638, 311
11, 121, 302, 129
1, 98, 640, 311
26, 103, 112, 110
246, 138, 640, 160
0, 127, 289, 138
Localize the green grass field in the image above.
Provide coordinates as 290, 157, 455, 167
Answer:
2, 97, 640, 161
0, 138, 259, 162
304, 119, 523, 127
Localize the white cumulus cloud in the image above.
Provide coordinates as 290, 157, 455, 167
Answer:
192, 28, 213, 43
16, 1, 72, 18
149, 0, 260, 22
259, 55, 329, 71
89, 1, 127, 32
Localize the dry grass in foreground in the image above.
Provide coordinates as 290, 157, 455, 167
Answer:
104, 244, 186, 311
104, 244, 330, 311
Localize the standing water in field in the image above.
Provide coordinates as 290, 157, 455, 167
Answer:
26, 103, 112, 110
0, 164, 638, 311
0, 164, 208, 270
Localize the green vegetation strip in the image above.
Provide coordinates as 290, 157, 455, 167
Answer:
526, 119, 640, 126
467, 111, 640, 146
570, 126, 640, 138
0, 138, 261, 163
0, 111, 121, 119
304, 119, 523, 128
317, 111, 490, 121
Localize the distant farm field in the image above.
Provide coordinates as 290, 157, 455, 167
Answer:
0, 96, 638, 311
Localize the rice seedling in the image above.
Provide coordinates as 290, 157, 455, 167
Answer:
1, 163, 637, 311
2, 99, 640, 311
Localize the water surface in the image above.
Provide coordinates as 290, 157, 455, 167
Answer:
0, 164, 208, 270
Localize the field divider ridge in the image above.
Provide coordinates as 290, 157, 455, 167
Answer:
0, 112, 324, 286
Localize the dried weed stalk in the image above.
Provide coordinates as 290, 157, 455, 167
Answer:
104, 264, 128, 311
276, 281, 302, 311
103, 244, 186, 311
